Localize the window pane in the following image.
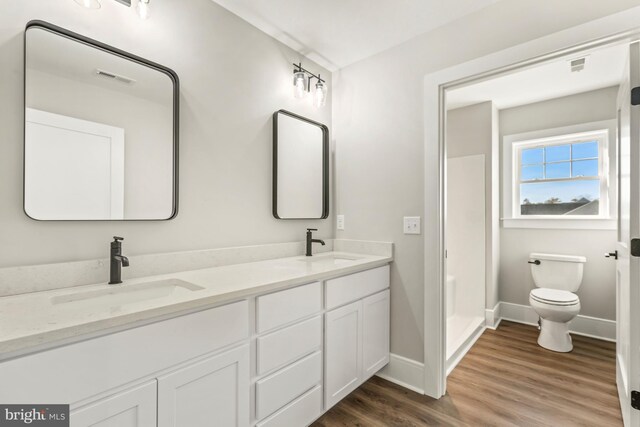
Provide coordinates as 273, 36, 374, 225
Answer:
521, 165, 543, 181
545, 144, 570, 162
572, 159, 598, 177
522, 148, 543, 165
572, 141, 598, 159
520, 180, 600, 216
545, 162, 570, 179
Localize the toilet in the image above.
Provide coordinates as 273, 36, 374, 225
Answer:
528, 252, 586, 352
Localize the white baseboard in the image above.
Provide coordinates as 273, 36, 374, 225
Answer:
498, 301, 616, 342
376, 353, 424, 394
485, 303, 501, 330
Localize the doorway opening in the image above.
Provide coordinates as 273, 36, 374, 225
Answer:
436, 33, 639, 425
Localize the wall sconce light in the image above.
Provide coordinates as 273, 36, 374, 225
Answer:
74, 0, 151, 20
314, 80, 327, 108
137, 0, 151, 20
292, 63, 328, 108
293, 68, 307, 99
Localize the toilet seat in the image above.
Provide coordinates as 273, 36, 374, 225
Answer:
530, 288, 579, 306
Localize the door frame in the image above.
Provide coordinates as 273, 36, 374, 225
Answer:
25, 108, 125, 220
424, 9, 640, 398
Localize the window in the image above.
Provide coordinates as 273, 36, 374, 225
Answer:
513, 130, 609, 218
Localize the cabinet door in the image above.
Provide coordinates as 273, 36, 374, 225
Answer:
362, 289, 390, 378
70, 381, 157, 427
158, 345, 250, 427
324, 300, 362, 410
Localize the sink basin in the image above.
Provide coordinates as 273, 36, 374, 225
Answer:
297, 254, 361, 266
51, 279, 204, 307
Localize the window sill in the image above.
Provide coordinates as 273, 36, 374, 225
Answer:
501, 218, 616, 230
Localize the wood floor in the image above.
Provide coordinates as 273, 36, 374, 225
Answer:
313, 321, 621, 427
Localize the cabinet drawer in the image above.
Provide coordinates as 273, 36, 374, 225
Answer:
257, 282, 321, 333
256, 385, 322, 427
325, 265, 389, 309
257, 316, 322, 375
0, 300, 249, 405
255, 351, 322, 420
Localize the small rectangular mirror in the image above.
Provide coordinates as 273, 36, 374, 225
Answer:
273, 110, 329, 219
24, 21, 179, 221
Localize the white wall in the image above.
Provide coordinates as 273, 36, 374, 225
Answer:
0, 0, 332, 269
446, 102, 499, 311
333, 0, 640, 363
499, 87, 618, 320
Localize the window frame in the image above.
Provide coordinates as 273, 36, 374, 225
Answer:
501, 120, 617, 230
512, 129, 609, 219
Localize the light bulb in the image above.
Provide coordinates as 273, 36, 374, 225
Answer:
314, 80, 327, 108
74, 0, 101, 9
137, 0, 150, 19
293, 70, 306, 99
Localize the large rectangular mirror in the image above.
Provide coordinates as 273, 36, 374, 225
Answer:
273, 110, 329, 219
24, 21, 179, 221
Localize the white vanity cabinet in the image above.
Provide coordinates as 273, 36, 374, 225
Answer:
325, 299, 363, 408
362, 289, 391, 378
0, 300, 250, 427
324, 265, 390, 410
72, 344, 252, 427
158, 345, 250, 427
0, 262, 391, 427
71, 381, 158, 427
254, 282, 324, 426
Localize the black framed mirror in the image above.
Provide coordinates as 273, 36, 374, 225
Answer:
24, 21, 179, 221
272, 110, 329, 220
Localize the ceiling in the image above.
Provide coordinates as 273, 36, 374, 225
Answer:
446, 43, 628, 110
211, 0, 500, 71
26, 27, 173, 105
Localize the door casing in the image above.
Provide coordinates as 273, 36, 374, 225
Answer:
425, 9, 640, 400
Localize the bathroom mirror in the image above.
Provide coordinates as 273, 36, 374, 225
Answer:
273, 110, 329, 219
24, 21, 179, 221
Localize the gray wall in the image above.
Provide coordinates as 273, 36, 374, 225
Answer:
0, 0, 332, 268
333, 0, 640, 363
446, 102, 500, 311
499, 87, 619, 320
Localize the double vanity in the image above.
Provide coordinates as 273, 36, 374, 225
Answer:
5, 19, 386, 427
0, 242, 392, 427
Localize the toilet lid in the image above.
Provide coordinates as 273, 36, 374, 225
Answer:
530, 288, 579, 306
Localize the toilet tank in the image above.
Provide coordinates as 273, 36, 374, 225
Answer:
529, 253, 586, 292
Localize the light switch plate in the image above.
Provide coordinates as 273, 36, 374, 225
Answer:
337, 215, 345, 230
403, 216, 421, 234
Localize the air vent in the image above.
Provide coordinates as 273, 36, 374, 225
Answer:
570, 57, 586, 73
95, 69, 136, 84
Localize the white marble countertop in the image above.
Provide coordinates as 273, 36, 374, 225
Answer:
0, 251, 392, 360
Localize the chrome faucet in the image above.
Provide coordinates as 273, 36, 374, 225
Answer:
109, 236, 130, 284
305, 228, 325, 257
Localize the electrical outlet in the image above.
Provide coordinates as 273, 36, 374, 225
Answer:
337, 215, 345, 230
403, 216, 421, 235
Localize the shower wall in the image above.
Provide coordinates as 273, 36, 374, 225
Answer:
447, 102, 500, 314
447, 155, 486, 322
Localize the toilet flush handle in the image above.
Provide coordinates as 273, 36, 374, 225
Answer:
528, 260, 541, 265
605, 251, 618, 260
